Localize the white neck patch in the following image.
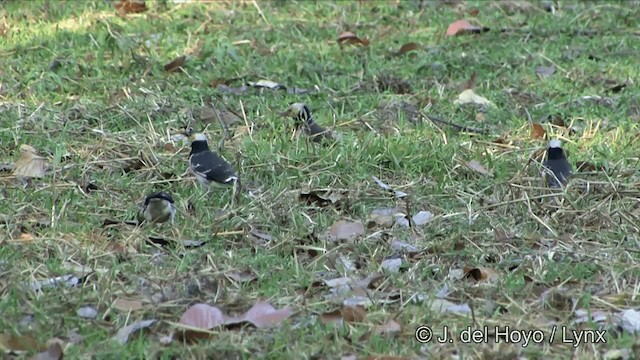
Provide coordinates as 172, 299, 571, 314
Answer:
194, 133, 208, 141
549, 139, 562, 148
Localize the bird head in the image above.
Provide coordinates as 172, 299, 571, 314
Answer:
190, 133, 208, 143
548, 139, 562, 148
279, 103, 312, 123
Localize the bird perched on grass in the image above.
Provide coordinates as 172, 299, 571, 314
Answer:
281, 103, 337, 142
188, 133, 237, 188
137, 191, 176, 225
543, 139, 572, 188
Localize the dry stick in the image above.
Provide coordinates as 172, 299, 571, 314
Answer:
419, 111, 488, 134
211, 102, 231, 153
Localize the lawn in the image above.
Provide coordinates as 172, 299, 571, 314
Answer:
1, 0, 640, 359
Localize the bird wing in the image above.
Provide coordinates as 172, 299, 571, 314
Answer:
190, 152, 237, 184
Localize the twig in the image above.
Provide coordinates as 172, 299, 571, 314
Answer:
420, 111, 487, 134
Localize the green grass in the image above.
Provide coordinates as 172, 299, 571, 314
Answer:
1, 0, 640, 359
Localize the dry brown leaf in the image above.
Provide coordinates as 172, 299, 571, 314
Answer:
393, 42, 420, 56
531, 123, 546, 139
327, 220, 365, 242
464, 266, 500, 282
18, 233, 35, 242
300, 188, 345, 207
466, 160, 493, 177
34, 342, 63, 360
446, 19, 488, 36
240, 302, 294, 328
113, 298, 145, 312
226, 269, 257, 283
341, 305, 366, 323
164, 55, 186, 73
112, 319, 156, 344
319, 305, 366, 325
114, 0, 147, 15
13, 144, 48, 178
337, 31, 370, 46
178, 302, 293, 339
0, 333, 41, 353
372, 319, 402, 337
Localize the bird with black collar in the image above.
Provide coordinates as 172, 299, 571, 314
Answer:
543, 139, 572, 188
280, 103, 338, 142
137, 191, 177, 225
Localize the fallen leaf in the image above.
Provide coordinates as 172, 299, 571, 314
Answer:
113, 298, 145, 312
620, 309, 640, 333
381, 258, 402, 273
337, 31, 370, 46
300, 188, 345, 207
446, 19, 488, 36
112, 319, 156, 344
178, 302, 293, 338
0, 333, 41, 353
466, 160, 493, 177
13, 144, 48, 178
320, 305, 366, 325
247, 80, 283, 90
164, 55, 186, 72
393, 42, 420, 56
603, 349, 631, 360
372, 319, 402, 337
390, 240, 419, 253
430, 298, 472, 314
327, 220, 365, 243
531, 123, 546, 139
18, 233, 35, 242
226, 269, 257, 283
464, 266, 500, 282
34, 342, 63, 360
412, 211, 433, 226
198, 107, 241, 127
371, 176, 408, 198
114, 0, 147, 15
453, 89, 494, 108
215, 84, 249, 95
240, 302, 294, 328
535, 65, 555, 78
179, 304, 226, 331
76, 306, 98, 319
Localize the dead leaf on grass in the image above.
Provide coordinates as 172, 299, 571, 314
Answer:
446, 19, 489, 36
76, 306, 98, 319
381, 258, 402, 273
176, 302, 293, 341
13, 144, 49, 178
34, 342, 63, 360
164, 55, 186, 72
0, 333, 41, 354
300, 188, 345, 207
392, 42, 420, 57
247, 79, 284, 90
226, 269, 257, 283
372, 319, 402, 337
29, 274, 84, 292
114, 0, 147, 15
531, 123, 546, 139
464, 266, 500, 282
320, 305, 366, 325
113, 298, 145, 312
454, 89, 494, 108
337, 31, 370, 46
430, 298, 472, 315
327, 220, 365, 243
371, 176, 408, 198
466, 160, 493, 177
198, 107, 241, 127
535, 65, 555, 78
112, 319, 156, 345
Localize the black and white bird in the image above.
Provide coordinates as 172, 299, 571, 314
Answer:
282, 103, 336, 142
137, 191, 176, 225
188, 133, 237, 188
543, 139, 572, 188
